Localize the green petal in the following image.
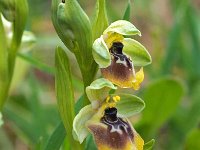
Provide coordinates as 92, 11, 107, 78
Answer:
86, 78, 117, 108
144, 139, 155, 150
123, 38, 152, 66
103, 20, 141, 36
92, 36, 111, 68
115, 93, 145, 117
0, 112, 3, 127
73, 105, 95, 143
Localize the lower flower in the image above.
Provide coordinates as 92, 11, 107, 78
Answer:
87, 106, 144, 150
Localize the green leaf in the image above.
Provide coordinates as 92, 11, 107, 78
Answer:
92, 36, 111, 68
138, 78, 184, 138
17, 53, 55, 74
185, 128, 200, 150
104, 20, 141, 36
85, 134, 97, 150
123, 38, 152, 66
86, 78, 117, 108
55, 46, 82, 149
115, 94, 145, 117
92, 0, 108, 40
73, 105, 95, 143
55, 46, 75, 137
144, 139, 155, 150
0, 112, 3, 127
44, 122, 66, 150
123, 0, 131, 21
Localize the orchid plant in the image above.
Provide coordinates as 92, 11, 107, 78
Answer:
52, 0, 154, 149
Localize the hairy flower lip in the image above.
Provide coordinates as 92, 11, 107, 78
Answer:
87, 106, 143, 150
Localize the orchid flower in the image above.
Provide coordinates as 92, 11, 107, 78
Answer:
92, 20, 151, 90
73, 78, 145, 150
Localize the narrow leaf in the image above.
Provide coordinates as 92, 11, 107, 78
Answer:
55, 46, 75, 134
92, 0, 109, 40
44, 121, 66, 150
123, 0, 131, 21
85, 134, 97, 150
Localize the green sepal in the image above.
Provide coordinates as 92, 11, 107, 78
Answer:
73, 105, 95, 143
0, 112, 3, 127
92, 0, 108, 40
92, 36, 111, 68
86, 78, 117, 108
104, 20, 141, 36
144, 139, 155, 150
115, 93, 145, 117
123, 38, 152, 66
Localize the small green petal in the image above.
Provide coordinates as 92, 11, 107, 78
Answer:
73, 105, 95, 143
115, 93, 145, 117
103, 20, 141, 36
92, 36, 111, 68
144, 139, 155, 150
86, 78, 117, 108
123, 38, 152, 66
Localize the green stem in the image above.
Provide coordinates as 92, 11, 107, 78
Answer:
0, 14, 9, 109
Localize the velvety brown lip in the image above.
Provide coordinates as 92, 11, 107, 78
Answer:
101, 42, 134, 88
88, 107, 134, 149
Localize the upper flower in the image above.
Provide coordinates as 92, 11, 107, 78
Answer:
92, 20, 151, 90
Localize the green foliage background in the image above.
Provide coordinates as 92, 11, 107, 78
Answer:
0, 0, 200, 150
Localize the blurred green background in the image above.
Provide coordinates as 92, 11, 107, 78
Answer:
0, 0, 200, 149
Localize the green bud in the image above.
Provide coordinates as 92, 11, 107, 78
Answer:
52, 0, 75, 51
0, 0, 15, 22
52, 0, 97, 87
